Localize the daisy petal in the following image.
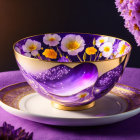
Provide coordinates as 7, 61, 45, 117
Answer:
68, 50, 79, 55
15, 47, 21, 53
31, 50, 39, 56
22, 45, 30, 52
24, 52, 31, 57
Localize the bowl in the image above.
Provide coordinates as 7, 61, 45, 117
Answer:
14, 33, 131, 110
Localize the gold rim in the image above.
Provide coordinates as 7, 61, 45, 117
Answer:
13, 32, 132, 63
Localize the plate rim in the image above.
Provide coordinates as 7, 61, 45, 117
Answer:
0, 82, 140, 120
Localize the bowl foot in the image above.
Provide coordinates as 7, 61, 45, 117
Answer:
51, 101, 95, 111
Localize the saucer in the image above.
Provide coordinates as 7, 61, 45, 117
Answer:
0, 82, 140, 126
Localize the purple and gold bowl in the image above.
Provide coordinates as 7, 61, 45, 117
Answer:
14, 33, 131, 110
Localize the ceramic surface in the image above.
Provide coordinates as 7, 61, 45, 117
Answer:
14, 33, 131, 107
0, 82, 140, 126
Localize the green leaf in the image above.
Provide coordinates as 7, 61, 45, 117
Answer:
83, 52, 86, 61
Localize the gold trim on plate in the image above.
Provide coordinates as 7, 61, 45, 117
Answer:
0, 82, 140, 117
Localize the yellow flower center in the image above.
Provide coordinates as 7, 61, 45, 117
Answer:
79, 93, 87, 98
120, 0, 124, 4
104, 46, 110, 52
43, 49, 57, 59
67, 41, 80, 50
129, 10, 132, 16
99, 53, 102, 57
134, 24, 140, 31
29, 45, 37, 51
86, 47, 97, 55
49, 38, 55, 41
130, 0, 133, 4
119, 44, 126, 55
99, 39, 104, 44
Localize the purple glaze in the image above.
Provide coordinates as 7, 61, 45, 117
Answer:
93, 62, 124, 99
25, 63, 98, 96
18, 60, 125, 107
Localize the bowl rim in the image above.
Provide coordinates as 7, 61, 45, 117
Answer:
13, 32, 132, 63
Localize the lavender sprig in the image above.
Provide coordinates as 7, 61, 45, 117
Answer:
115, 0, 140, 46
0, 122, 33, 140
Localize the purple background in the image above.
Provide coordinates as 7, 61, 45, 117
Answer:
0, 68, 140, 140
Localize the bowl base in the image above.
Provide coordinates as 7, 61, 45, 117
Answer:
51, 101, 95, 111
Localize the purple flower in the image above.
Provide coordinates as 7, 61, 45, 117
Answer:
115, 0, 129, 12
115, 0, 140, 46
0, 122, 33, 140
58, 56, 71, 62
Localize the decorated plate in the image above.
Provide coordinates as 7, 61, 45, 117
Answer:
0, 82, 140, 126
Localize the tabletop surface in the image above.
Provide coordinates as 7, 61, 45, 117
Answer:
0, 68, 140, 140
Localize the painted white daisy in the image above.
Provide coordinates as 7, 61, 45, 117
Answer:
15, 47, 21, 54
96, 36, 108, 47
24, 52, 31, 57
116, 41, 129, 57
22, 39, 41, 57
43, 34, 61, 46
108, 37, 116, 45
99, 42, 113, 58
61, 34, 85, 56
96, 36, 115, 47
